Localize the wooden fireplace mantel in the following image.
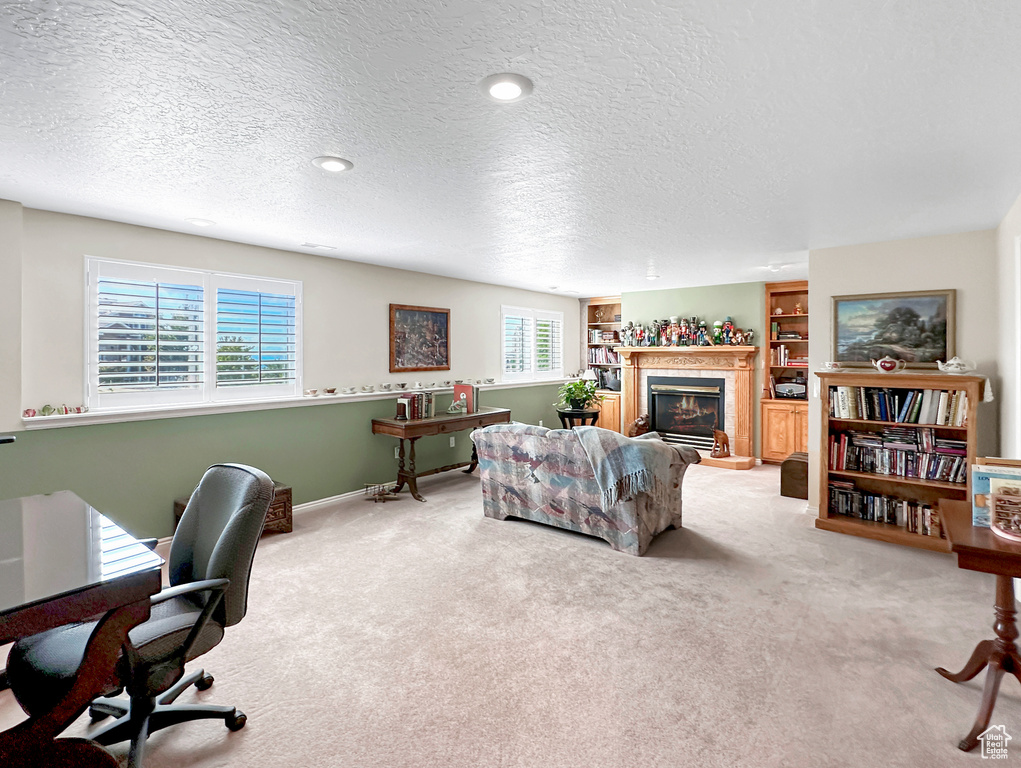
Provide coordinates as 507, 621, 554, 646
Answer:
617, 346, 759, 458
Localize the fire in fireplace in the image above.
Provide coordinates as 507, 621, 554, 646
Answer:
648, 376, 726, 449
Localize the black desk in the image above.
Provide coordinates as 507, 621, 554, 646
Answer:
0, 492, 163, 767
556, 407, 600, 429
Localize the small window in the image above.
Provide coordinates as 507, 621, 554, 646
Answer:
501, 306, 563, 381
86, 258, 302, 410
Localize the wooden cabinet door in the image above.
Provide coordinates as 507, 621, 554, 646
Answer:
761, 402, 794, 462
596, 394, 621, 433
794, 404, 809, 453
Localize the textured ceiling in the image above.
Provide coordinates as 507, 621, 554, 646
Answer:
2, 1, 1021, 296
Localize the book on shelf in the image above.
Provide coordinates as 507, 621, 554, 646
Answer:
829, 386, 968, 426
828, 481, 943, 538
587, 346, 620, 365
828, 428, 968, 484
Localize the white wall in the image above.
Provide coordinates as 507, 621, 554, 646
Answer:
5, 205, 581, 418
997, 193, 1021, 459
0, 201, 23, 432
807, 229, 1000, 507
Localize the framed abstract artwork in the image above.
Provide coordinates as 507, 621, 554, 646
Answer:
831, 289, 955, 368
389, 304, 450, 372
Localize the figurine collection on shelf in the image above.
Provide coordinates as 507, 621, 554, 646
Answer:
619, 316, 754, 348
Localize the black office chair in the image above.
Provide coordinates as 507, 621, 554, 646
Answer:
6, 463, 274, 768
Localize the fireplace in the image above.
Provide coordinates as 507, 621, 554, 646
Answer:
648, 376, 726, 449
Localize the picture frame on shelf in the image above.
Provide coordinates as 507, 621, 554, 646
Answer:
389, 304, 450, 372
831, 289, 955, 368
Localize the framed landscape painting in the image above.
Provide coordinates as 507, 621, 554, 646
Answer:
389, 304, 450, 372
832, 289, 955, 368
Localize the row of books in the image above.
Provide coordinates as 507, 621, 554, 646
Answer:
769, 345, 807, 366
828, 481, 943, 537
834, 426, 966, 453
396, 391, 436, 420
829, 386, 969, 426
829, 431, 968, 484
769, 323, 804, 341
588, 347, 621, 365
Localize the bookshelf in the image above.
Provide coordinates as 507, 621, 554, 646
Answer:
761, 280, 809, 462
585, 296, 622, 432
815, 371, 985, 553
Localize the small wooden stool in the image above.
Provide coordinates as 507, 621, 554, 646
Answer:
780, 452, 809, 499
175, 482, 292, 534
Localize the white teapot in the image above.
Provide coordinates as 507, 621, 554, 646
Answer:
936, 356, 976, 374
871, 356, 906, 374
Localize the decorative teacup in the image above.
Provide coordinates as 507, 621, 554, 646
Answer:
394, 382, 407, 390
820, 361, 842, 371
413, 381, 423, 389
484, 377, 495, 384
304, 389, 318, 397
323, 387, 337, 395
936, 356, 976, 374
871, 356, 906, 374
341, 387, 357, 394
360, 385, 375, 393
22, 408, 36, 418
379, 383, 392, 391
441, 380, 452, 387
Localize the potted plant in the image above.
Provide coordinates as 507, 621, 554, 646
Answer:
557, 379, 602, 411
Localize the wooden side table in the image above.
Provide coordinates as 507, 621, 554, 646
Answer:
556, 407, 600, 429
175, 482, 292, 534
938, 500, 1021, 751
371, 406, 511, 502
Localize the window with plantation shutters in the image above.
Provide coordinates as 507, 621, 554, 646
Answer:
86, 258, 301, 409
501, 306, 563, 381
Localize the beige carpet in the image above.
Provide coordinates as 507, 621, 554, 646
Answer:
1, 463, 1013, 766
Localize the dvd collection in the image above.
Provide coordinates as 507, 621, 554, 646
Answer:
828, 481, 943, 538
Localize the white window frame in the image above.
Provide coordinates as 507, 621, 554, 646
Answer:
85, 257, 302, 411
501, 305, 564, 382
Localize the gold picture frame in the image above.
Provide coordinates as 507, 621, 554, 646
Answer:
831, 289, 956, 368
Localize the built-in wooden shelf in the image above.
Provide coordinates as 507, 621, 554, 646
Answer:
816, 515, 951, 553
828, 417, 968, 432
828, 469, 967, 493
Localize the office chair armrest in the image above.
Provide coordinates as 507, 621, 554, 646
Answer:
151, 578, 229, 605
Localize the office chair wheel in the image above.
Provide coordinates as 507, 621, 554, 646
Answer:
227, 710, 247, 731
195, 673, 214, 690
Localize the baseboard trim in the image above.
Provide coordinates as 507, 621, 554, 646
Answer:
293, 488, 367, 514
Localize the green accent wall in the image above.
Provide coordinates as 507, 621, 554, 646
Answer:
0, 384, 562, 538
621, 281, 766, 455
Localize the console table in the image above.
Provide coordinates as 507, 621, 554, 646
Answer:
937, 499, 1021, 751
371, 406, 511, 501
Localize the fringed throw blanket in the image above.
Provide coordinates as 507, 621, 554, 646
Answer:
574, 427, 700, 509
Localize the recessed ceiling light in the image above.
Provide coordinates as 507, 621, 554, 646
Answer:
479, 73, 534, 103
646, 274, 660, 281
767, 264, 784, 273
185, 218, 215, 227
301, 242, 336, 250
548, 285, 559, 291
312, 156, 354, 173
564, 290, 580, 295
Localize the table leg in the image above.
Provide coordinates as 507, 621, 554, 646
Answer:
938, 575, 1021, 752
463, 441, 479, 474
406, 437, 424, 502
392, 439, 407, 493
